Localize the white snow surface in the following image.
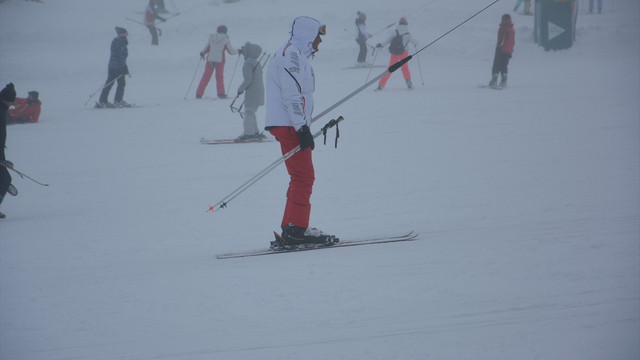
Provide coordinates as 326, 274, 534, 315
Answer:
1, 0, 638, 359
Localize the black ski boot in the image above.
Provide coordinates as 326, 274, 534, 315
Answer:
270, 224, 339, 249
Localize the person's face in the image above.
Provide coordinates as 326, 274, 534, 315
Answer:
312, 34, 322, 52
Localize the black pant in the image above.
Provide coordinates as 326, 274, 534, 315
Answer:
147, 25, 159, 45
491, 48, 511, 75
0, 165, 11, 202
356, 38, 368, 63
99, 68, 126, 103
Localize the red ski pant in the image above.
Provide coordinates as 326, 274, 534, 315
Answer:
196, 61, 225, 96
269, 126, 315, 229
378, 50, 412, 88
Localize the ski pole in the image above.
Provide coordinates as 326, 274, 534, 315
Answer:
365, 46, 381, 82
0, 161, 49, 186
184, 57, 203, 99
208, 0, 502, 212
84, 73, 125, 106
208, 116, 344, 212
415, 46, 425, 86
225, 54, 242, 95
208, 59, 410, 213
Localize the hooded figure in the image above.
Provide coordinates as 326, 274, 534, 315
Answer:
235, 42, 265, 140
489, 14, 515, 88
264, 17, 337, 247
196, 25, 238, 98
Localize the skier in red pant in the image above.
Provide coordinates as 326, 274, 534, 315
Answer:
376, 17, 419, 90
264, 16, 337, 247
196, 25, 238, 99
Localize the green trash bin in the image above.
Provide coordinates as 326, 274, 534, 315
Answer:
535, 0, 577, 51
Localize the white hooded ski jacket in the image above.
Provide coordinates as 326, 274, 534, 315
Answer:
265, 16, 321, 131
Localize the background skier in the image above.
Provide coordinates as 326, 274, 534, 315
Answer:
144, 0, 166, 46
375, 17, 419, 90
96, 27, 130, 108
489, 14, 515, 89
0, 83, 17, 219
355, 11, 373, 67
196, 25, 238, 99
235, 42, 265, 141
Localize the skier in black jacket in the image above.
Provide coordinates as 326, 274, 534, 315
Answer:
96, 27, 130, 108
0, 83, 17, 219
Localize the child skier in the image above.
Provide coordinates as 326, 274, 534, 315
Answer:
235, 42, 265, 141
196, 25, 238, 99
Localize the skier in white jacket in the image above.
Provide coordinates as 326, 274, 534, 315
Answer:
265, 16, 337, 247
196, 25, 238, 99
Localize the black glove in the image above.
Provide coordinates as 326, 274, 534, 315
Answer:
3, 160, 14, 167
200, 52, 205, 60
376, 43, 382, 48
237, 90, 244, 96
297, 125, 315, 150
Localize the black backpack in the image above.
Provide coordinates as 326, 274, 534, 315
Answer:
388, 30, 407, 55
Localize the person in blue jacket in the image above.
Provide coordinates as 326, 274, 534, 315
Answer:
96, 27, 130, 108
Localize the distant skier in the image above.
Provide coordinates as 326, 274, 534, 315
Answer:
96, 27, 130, 108
196, 25, 238, 99
0, 83, 17, 219
265, 16, 337, 247
513, 0, 532, 15
235, 42, 265, 141
144, 0, 166, 46
8, 91, 41, 123
375, 17, 419, 90
489, 14, 515, 89
355, 11, 373, 67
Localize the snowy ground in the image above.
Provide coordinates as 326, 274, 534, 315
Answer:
1, 0, 638, 359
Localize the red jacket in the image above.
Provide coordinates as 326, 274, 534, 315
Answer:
8, 98, 41, 123
497, 18, 515, 54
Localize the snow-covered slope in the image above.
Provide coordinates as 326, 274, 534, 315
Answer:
1, 0, 638, 359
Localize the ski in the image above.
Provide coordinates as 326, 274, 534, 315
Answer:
94, 102, 159, 109
216, 231, 419, 259
200, 137, 272, 145
478, 84, 503, 90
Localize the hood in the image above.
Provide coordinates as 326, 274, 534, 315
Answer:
243, 42, 262, 59
289, 16, 322, 57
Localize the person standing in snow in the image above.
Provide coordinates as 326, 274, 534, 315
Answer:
196, 25, 238, 99
375, 17, 419, 90
355, 11, 373, 67
489, 14, 515, 89
265, 16, 337, 247
144, 0, 166, 46
8, 91, 41, 123
235, 42, 265, 141
96, 27, 130, 108
0, 83, 17, 219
